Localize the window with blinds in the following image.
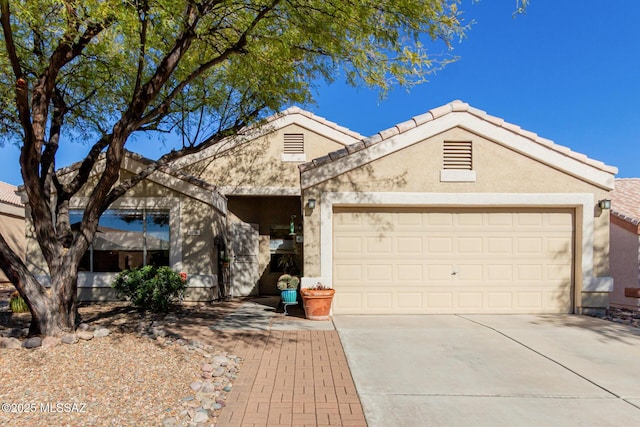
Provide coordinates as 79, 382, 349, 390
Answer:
283, 133, 304, 154
443, 141, 472, 170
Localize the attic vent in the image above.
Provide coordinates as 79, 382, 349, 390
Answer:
443, 141, 472, 170
284, 133, 304, 154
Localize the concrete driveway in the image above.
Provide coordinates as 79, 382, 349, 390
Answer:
333, 315, 640, 426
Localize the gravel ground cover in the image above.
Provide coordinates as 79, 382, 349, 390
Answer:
0, 283, 244, 426
0, 333, 195, 426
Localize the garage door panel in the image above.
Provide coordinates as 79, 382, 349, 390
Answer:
457, 237, 483, 253
428, 265, 455, 280
487, 265, 513, 281
428, 237, 453, 253
517, 265, 544, 280
397, 264, 423, 281
487, 292, 513, 309
458, 293, 483, 308
366, 292, 393, 309
366, 264, 393, 281
333, 208, 574, 314
428, 292, 454, 308
397, 236, 423, 253
334, 236, 362, 254
487, 237, 513, 253
517, 292, 543, 308
397, 292, 423, 309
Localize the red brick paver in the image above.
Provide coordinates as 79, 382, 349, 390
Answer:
215, 330, 367, 427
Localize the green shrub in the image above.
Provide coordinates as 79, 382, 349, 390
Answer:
9, 291, 29, 313
112, 266, 186, 312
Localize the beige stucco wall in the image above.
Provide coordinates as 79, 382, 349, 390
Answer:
0, 207, 25, 284
609, 221, 640, 310
25, 170, 225, 301
302, 126, 612, 312
183, 124, 346, 190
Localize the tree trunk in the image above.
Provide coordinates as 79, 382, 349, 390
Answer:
19, 271, 78, 337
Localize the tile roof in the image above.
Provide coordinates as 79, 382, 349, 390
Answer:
56, 150, 219, 193
299, 100, 618, 176
276, 106, 366, 141
611, 178, 640, 227
0, 181, 22, 206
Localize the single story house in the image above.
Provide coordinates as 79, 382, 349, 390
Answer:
24, 100, 617, 314
609, 178, 640, 310
0, 181, 25, 286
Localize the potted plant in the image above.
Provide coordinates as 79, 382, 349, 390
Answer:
300, 283, 335, 321
277, 274, 299, 303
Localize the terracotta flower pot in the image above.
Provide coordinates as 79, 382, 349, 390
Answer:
300, 288, 335, 321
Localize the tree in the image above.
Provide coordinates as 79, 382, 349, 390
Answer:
0, 0, 470, 336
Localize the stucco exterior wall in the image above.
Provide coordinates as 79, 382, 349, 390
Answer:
302, 126, 612, 312
609, 222, 640, 310
25, 171, 226, 301
0, 207, 25, 284
183, 124, 346, 192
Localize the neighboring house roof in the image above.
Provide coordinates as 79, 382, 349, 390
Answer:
0, 181, 25, 218
299, 100, 617, 190
611, 178, 640, 233
0, 181, 22, 206
171, 106, 366, 169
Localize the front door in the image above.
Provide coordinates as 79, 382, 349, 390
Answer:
230, 222, 259, 296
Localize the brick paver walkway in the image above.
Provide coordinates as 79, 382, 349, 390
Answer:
215, 329, 367, 427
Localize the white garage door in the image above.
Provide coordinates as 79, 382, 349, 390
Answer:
332, 208, 574, 314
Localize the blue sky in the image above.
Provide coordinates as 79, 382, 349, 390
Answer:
1, 0, 638, 186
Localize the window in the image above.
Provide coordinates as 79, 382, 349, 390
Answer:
71, 209, 170, 272
440, 140, 476, 182
281, 133, 306, 162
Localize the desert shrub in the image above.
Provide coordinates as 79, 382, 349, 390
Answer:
112, 266, 186, 312
9, 291, 29, 313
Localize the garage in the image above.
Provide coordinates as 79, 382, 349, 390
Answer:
299, 101, 616, 315
331, 207, 574, 314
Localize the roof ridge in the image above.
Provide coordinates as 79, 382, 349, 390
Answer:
300, 100, 618, 177
265, 105, 366, 141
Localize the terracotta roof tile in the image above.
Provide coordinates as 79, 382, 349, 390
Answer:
277, 107, 366, 141
0, 181, 22, 206
611, 178, 640, 226
300, 100, 618, 176
412, 111, 434, 126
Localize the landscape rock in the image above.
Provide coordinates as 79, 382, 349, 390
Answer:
150, 327, 167, 338
212, 355, 229, 366
61, 334, 78, 344
0, 337, 22, 349
200, 381, 215, 394
42, 336, 60, 348
161, 417, 178, 427
77, 330, 94, 340
211, 367, 225, 377
77, 323, 91, 331
22, 337, 42, 349
93, 328, 111, 338
190, 381, 202, 392
201, 363, 214, 372
192, 410, 209, 423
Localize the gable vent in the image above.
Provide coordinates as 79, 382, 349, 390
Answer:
443, 141, 472, 170
284, 133, 304, 154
